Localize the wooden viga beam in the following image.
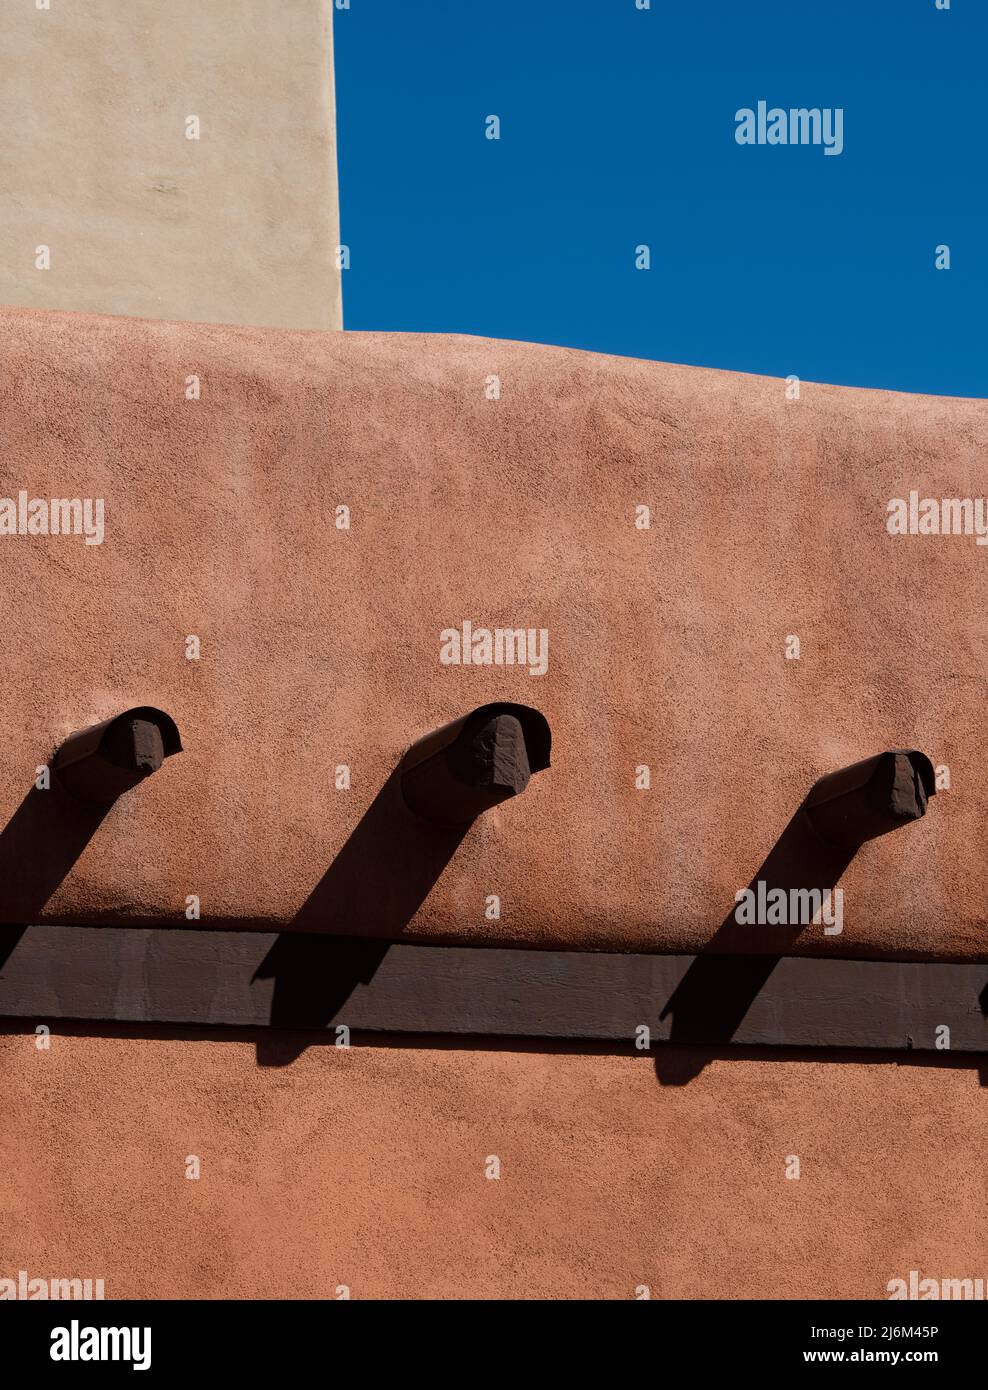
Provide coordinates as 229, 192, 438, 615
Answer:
399, 703, 551, 826
52, 707, 183, 803
0, 927, 985, 1051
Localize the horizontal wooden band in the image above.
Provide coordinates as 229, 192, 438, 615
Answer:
0, 925, 985, 1051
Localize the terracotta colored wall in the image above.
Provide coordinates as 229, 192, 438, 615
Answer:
0, 306, 983, 959
0, 2, 341, 330
1, 1029, 983, 1300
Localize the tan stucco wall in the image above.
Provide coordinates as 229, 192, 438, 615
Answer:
1, 1029, 982, 1299
0, 1, 341, 330
0, 307, 984, 959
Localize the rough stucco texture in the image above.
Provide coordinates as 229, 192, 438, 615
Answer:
0, 1, 341, 330
0, 305, 985, 959
0, 1030, 984, 1300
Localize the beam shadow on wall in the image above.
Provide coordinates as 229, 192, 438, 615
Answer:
0, 710, 182, 938
655, 805, 854, 1084
253, 765, 468, 1065
0, 785, 110, 928
657, 751, 936, 1084
254, 706, 551, 1066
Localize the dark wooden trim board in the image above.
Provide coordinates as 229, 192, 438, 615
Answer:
0, 925, 986, 1051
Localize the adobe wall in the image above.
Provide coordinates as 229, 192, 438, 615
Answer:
0, 306, 983, 959
0, 1029, 982, 1300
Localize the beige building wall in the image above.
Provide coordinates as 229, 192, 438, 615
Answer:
0, 0, 342, 330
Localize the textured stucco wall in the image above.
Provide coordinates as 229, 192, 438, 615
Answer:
0, 1, 341, 330
0, 306, 985, 959
0, 1030, 983, 1300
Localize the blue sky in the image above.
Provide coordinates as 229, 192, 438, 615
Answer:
335, 1, 986, 397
